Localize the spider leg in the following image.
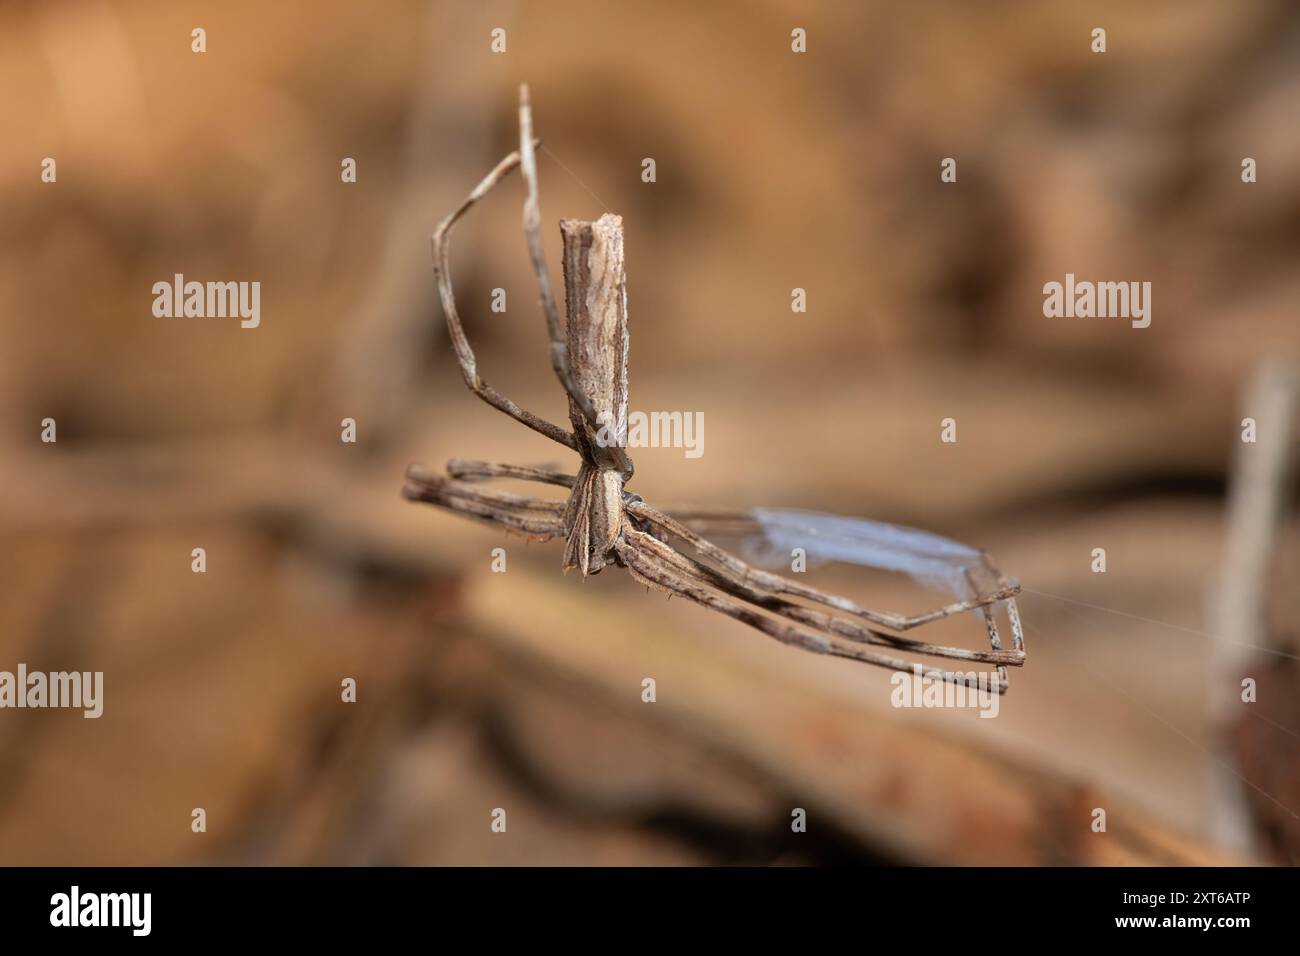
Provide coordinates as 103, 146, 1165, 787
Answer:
445, 458, 576, 489
614, 528, 1005, 692
432, 141, 578, 453
624, 518, 1020, 669
403, 465, 565, 540
631, 502, 1023, 647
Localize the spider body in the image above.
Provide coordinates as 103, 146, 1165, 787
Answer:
404, 85, 1026, 693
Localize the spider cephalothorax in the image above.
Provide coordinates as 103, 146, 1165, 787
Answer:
403, 84, 1026, 693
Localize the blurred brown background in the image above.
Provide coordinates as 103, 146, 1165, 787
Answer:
1, 0, 1297, 865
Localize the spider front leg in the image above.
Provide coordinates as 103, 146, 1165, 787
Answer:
431, 142, 578, 454
628, 501, 1025, 664
614, 527, 1005, 691
622, 515, 1019, 670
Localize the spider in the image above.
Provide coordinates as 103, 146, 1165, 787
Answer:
403, 85, 1026, 693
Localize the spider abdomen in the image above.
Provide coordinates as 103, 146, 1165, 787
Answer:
561, 214, 631, 478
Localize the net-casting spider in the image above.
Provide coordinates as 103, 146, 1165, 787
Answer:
403, 85, 1025, 693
